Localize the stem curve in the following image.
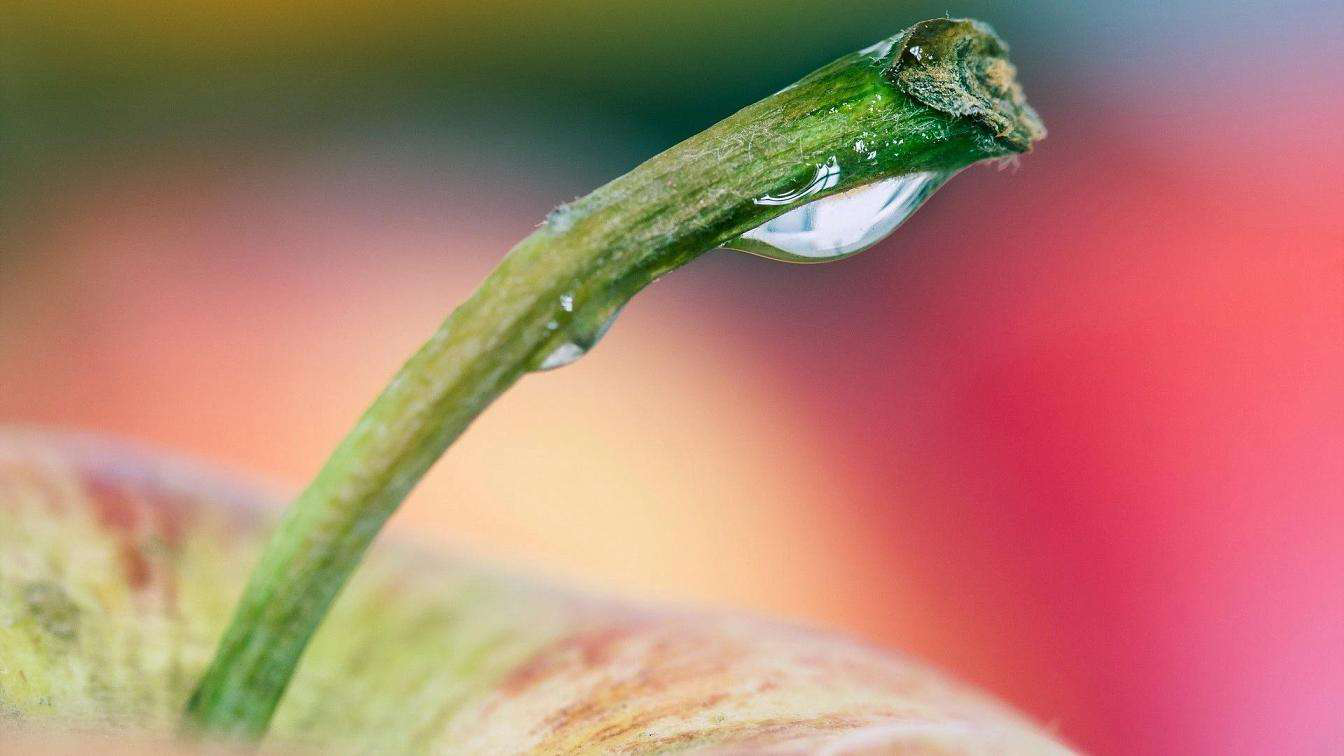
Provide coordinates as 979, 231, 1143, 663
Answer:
184, 17, 1044, 739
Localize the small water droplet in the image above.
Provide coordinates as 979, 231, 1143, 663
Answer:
532, 306, 625, 372
753, 157, 841, 206
726, 170, 956, 263
537, 342, 586, 370
560, 293, 574, 312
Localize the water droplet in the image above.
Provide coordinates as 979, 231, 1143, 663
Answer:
532, 306, 625, 372
753, 157, 841, 206
560, 293, 574, 312
537, 342, 586, 370
726, 170, 955, 263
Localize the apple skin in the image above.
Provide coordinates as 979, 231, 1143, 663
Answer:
0, 429, 1071, 754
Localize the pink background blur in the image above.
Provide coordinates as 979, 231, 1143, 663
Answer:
2, 3, 1341, 753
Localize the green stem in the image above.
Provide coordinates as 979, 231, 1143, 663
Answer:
184, 17, 1044, 739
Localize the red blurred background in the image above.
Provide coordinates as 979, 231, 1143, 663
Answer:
3, 2, 1341, 753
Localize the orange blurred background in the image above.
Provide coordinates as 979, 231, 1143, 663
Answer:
3, 2, 1341, 753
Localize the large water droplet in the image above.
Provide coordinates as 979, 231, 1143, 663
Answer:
726, 170, 955, 263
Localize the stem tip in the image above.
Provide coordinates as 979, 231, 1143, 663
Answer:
887, 18, 1047, 152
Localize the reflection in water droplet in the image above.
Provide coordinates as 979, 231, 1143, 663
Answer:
726, 170, 955, 263
754, 157, 842, 206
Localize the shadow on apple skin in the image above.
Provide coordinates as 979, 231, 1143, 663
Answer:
0, 428, 1071, 754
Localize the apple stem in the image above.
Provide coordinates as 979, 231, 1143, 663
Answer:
183, 17, 1043, 739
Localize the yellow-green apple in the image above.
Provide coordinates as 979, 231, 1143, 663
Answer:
0, 429, 1070, 753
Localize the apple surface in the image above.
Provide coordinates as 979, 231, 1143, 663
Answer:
0, 429, 1069, 753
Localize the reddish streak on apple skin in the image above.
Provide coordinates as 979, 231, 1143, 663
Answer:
532, 629, 735, 742
498, 623, 646, 698
26, 435, 256, 598
81, 473, 155, 589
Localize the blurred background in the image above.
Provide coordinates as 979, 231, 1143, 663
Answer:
2, 1, 1341, 753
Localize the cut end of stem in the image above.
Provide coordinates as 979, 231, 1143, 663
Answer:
886, 18, 1046, 153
